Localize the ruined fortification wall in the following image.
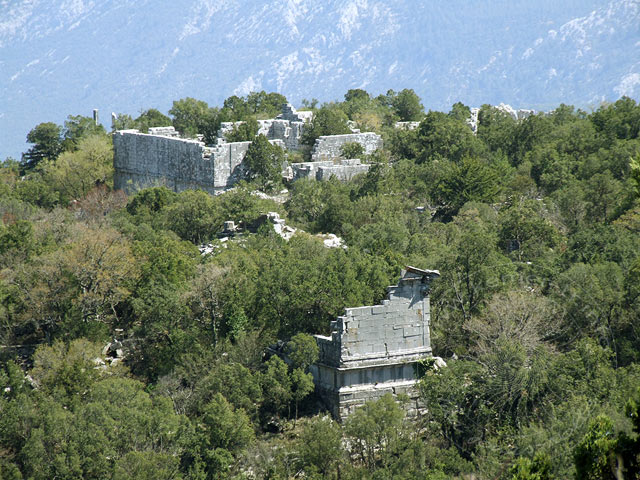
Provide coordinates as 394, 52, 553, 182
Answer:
316, 162, 370, 181
217, 116, 306, 151
312, 267, 439, 419
291, 159, 370, 182
310, 132, 382, 162
113, 129, 253, 194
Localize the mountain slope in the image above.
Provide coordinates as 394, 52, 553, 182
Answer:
1, 0, 639, 159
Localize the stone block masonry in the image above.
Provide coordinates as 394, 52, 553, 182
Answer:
291, 158, 371, 182
113, 129, 245, 194
311, 266, 440, 420
217, 103, 311, 151
113, 129, 284, 194
310, 132, 383, 162
113, 104, 383, 195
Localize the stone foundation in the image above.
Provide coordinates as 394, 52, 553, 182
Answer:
291, 158, 370, 182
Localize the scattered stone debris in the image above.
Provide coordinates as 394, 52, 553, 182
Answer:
432, 356, 447, 370
319, 233, 347, 249
199, 212, 347, 256
394, 121, 420, 130
251, 189, 289, 204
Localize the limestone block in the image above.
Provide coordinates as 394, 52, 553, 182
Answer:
310, 132, 383, 162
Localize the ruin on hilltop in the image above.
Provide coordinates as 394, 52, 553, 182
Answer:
112, 103, 383, 194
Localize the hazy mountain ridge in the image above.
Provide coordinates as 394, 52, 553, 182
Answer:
1, 0, 638, 159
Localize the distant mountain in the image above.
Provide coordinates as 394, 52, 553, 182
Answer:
1, 0, 639, 159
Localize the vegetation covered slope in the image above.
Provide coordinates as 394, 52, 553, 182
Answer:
1, 90, 640, 479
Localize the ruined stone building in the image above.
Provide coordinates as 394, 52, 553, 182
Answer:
113, 104, 383, 194
311, 266, 440, 419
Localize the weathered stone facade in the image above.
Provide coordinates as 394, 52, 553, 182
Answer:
310, 132, 383, 162
113, 104, 383, 194
291, 158, 370, 182
312, 266, 440, 420
113, 129, 283, 194
217, 103, 311, 151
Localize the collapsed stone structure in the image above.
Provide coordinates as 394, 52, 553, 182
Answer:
290, 158, 370, 182
312, 266, 440, 420
467, 104, 537, 134
218, 103, 313, 151
113, 103, 383, 194
310, 132, 382, 162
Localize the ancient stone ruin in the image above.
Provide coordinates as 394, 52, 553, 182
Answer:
113, 129, 284, 194
310, 132, 383, 162
113, 103, 383, 194
290, 158, 371, 182
311, 266, 440, 420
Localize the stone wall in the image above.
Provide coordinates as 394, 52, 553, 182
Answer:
113, 129, 284, 194
394, 121, 420, 130
291, 158, 370, 182
312, 267, 440, 419
310, 132, 382, 162
113, 104, 381, 195
217, 103, 311, 151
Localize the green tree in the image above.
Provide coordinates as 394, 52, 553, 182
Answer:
113, 451, 182, 480
126, 186, 177, 217
260, 355, 292, 421
225, 117, 259, 142
498, 199, 559, 261
301, 105, 351, 149
21, 122, 63, 172
191, 393, 254, 478
345, 394, 406, 470
162, 189, 221, 244
62, 115, 106, 150
111, 113, 136, 131
509, 453, 553, 480
416, 111, 484, 163
134, 108, 172, 133
391, 88, 424, 121
286, 332, 319, 371
245, 91, 288, 118
573, 415, 620, 480
340, 141, 365, 159
431, 157, 501, 220
243, 134, 285, 192
169, 97, 214, 138
290, 368, 314, 422
477, 104, 518, 156
42, 134, 114, 204
448, 102, 471, 122
298, 416, 344, 478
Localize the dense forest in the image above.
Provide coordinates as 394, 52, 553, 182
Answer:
1, 89, 640, 479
